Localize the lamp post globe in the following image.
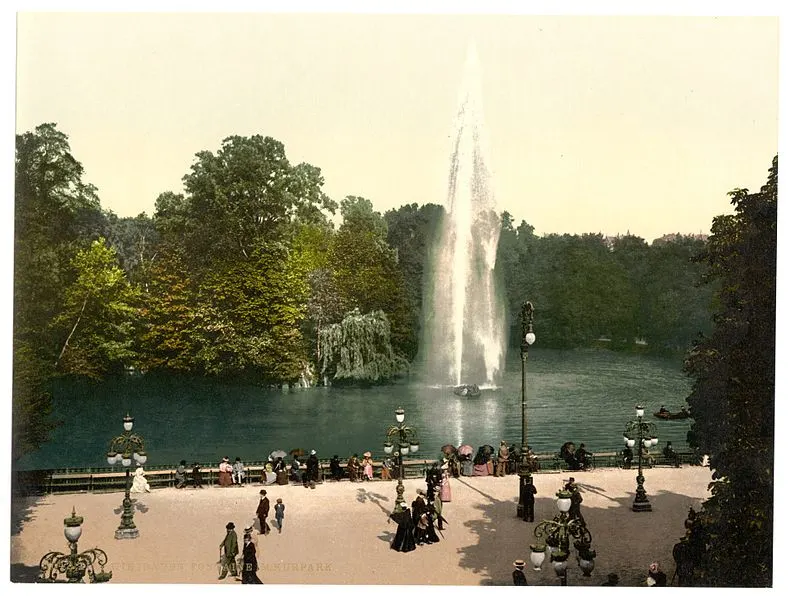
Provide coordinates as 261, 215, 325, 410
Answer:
38, 509, 112, 583
531, 488, 596, 586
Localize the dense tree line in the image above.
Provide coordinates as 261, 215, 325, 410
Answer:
496, 219, 714, 351
14, 123, 735, 460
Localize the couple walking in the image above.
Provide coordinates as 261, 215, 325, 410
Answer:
218, 522, 262, 584
256, 490, 285, 534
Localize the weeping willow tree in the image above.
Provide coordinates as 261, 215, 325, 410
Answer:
318, 308, 409, 384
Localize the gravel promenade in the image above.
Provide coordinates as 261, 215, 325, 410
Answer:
11, 465, 713, 586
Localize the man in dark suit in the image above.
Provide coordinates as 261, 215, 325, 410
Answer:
512, 560, 527, 585
256, 490, 271, 535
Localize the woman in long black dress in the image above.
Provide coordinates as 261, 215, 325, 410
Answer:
389, 503, 417, 552
241, 534, 263, 584
425, 508, 440, 544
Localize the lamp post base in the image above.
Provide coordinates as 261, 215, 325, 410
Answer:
114, 527, 139, 540
632, 501, 653, 512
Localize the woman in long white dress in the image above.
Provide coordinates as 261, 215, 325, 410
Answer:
440, 462, 452, 502
130, 466, 151, 493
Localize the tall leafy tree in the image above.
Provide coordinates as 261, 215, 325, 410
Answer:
683, 156, 776, 586
136, 247, 196, 373
49, 238, 140, 379
330, 196, 415, 360
13, 123, 105, 458
176, 134, 336, 264
14, 123, 105, 348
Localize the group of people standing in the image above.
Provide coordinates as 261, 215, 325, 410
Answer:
389, 462, 450, 553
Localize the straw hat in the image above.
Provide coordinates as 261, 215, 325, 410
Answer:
363, 451, 372, 458
513, 560, 525, 569
310, 449, 316, 455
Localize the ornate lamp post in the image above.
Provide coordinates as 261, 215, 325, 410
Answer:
38, 508, 112, 583
624, 405, 658, 512
106, 414, 147, 539
517, 300, 536, 520
529, 490, 596, 586
383, 407, 419, 513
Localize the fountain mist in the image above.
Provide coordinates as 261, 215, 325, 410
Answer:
422, 44, 506, 387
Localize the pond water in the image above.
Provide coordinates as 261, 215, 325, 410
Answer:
15, 348, 695, 471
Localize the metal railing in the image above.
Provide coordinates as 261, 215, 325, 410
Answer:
12, 450, 702, 497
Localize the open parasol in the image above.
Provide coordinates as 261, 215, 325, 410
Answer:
269, 450, 287, 460
458, 444, 474, 456
440, 444, 457, 456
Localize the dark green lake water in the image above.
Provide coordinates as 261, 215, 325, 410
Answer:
16, 348, 694, 471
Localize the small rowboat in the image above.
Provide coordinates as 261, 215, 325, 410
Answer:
653, 409, 691, 420
453, 384, 481, 398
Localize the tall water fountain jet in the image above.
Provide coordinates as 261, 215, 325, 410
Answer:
423, 44, 506, 387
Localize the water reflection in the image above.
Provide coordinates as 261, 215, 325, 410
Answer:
16, 349, 694, 471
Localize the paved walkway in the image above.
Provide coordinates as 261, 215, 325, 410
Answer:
11, 466, 713, 586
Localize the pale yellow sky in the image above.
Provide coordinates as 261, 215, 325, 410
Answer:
14, 11, 779, 241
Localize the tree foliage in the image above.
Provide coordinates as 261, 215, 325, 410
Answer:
497, 221, 714, 352
172, 134, 336, 265
329, 196, 415, 360
49, 238, 140, 379
318, 309, 409, 383
13, 123, 106, 458
682, 156, 776, 587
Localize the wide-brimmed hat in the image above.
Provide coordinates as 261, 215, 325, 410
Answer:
417, 489, 425, 496
310, 449, 316, 455
226, 522, 235, 529
222, 457, 229, 462
513, 560, 525, 569
649, 562, 660, 573
363, 451, 372, 458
